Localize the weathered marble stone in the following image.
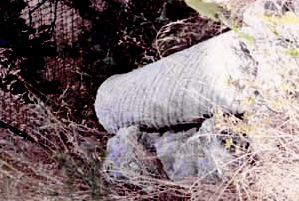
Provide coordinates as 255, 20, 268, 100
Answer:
97, 0, 299, 185
103, 118, 236, 184
95, 30, 256, 134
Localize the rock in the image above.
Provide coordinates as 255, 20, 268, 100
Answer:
102, 126, 168, 180
95, 0, 299, 134
98, 0, 299, 185
103, 118, 238, 184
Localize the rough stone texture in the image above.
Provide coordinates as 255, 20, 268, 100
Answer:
242, 0, 299, 85
103, 126, 168, 180
103, 118, 237, 184
168, 118, 233, 184
97, 0, 299, 184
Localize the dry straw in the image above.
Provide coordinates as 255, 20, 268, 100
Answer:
2, 0, 299, 200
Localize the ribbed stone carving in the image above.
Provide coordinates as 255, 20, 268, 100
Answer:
95, 31, 257, 134
96, 0, 299, 185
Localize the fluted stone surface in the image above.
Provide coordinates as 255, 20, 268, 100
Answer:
95, 0, 299, 134
96, 0, 299, 185
95, 31, 256, 134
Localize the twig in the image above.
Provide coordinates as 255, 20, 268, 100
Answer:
49, 0, 59, 34
0, 120, 36, 143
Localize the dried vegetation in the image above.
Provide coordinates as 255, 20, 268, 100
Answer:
1, 0, 299, 200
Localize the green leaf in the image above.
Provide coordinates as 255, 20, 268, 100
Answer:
239, 32, 255, 44
185, 0, 221, 21
227, 20, 255, 44
284, 47, 299, 57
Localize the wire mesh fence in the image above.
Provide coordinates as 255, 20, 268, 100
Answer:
0, 0, 227, 199
0, 0, 224, 137
0, 0, 111, 133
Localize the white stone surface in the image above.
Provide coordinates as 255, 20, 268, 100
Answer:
98, 0, 299, 184
95, 30, 256, 133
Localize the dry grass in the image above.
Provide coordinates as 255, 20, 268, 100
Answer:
0, 89, 112, 200
103, 1, 299, 200
1, 0, 299, 200
155, 16, 228, 58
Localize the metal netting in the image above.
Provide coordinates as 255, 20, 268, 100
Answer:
0, 2, 204, 196
0, 0, 112, 134
0, 0, 220, 136
0, 0, 225, 143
